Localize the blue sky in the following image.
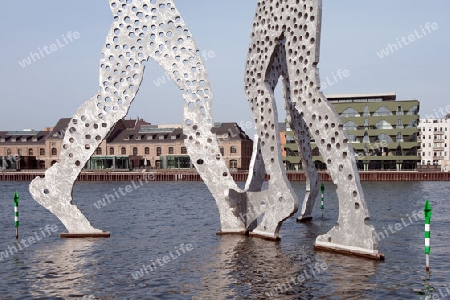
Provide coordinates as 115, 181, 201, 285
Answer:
1, 1, 449, 131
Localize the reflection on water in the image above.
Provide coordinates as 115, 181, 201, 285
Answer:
0, 181, 449, 298
29, 239, 98, 299
316, 252, 379, 300
193, 234, 378, 299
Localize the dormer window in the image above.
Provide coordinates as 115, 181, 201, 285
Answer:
124, 135, 130, 140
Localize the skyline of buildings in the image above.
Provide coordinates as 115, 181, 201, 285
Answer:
1, 93, 449, 172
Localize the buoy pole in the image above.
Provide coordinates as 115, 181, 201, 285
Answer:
14, 191, 19, 239
424, 200, 432, 272
320, 183, 324, 217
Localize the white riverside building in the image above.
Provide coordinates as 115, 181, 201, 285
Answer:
418, 114, 450, 172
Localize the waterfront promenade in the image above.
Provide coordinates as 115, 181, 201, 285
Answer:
1, 170, 449, 182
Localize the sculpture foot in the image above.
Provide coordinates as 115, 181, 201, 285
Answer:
29, 166, 103, 233
315, 222, 382, 259
245, 186, 298, 239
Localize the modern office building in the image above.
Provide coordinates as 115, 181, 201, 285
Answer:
281, 92, 421, 171
0, 118, 253, 171
418, 114, 450, 171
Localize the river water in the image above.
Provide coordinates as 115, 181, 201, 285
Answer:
0, 179, 449, 299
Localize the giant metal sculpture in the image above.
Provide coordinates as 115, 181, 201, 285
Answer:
244, 0, 380, 255
29, 0, 381, 257
29, 0, 247, 234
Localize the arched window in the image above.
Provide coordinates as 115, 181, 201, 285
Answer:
230, 146, 237, 154
133, 147, 138, 155
96, 147, 102, 155
340, 108, 360, 118
109, 147, 114, 155
377, 134, 394, 143
375, 120, 394, 130
347, 134, 357, 143
406, 106, 418, 115
156, 147, 161, 156
51, 147, 57, 156
121, 147, 126, 155
181, 147, 187, 154
406, 119, 418, 128
373, 106, 393, 116
29, 148, 33, 156
40, 148, 45, 155
145, 147, 150, 154
343, 121, 358, 131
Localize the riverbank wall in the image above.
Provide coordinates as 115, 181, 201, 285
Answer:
1, 170, 449, 182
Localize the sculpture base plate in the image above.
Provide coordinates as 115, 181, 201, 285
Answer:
297, 216, 313, 222
249, 231, 280, 241
314, 242, 385, 261
216, 230, 248, 236
60, 231, 110, 238
216, 230, 280, 241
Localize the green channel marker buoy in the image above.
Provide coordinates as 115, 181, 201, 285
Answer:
320, 183, 324, 217
424, 200, 432, 272
14, 191, 19, 239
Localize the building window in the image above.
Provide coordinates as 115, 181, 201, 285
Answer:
40, 148, 45, 155
230, 146, 237, 154
169, 147, 174, 154
340, 108, 360, 117
121, 147, 126, 155
157, 147, 161, 156
96, 147, 102, 155
406, 119, 418, 129
362, 132, 370, 144
51, 147, 57, 156
219, 146, 224, 156
110, 147, 114, 155
181, 146, 187, 154
29, 148, 33, 156
375, 120, 394, 130
145, 147, 150, 155
406, 106, 418, 115
343, 121, 358, 131
373, 106, 393, 116
230, 159, 238, 169
363, 105, 370, 117
377, 134, 394, 143
18, 149, 22, 156
133, 147, 138, 155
